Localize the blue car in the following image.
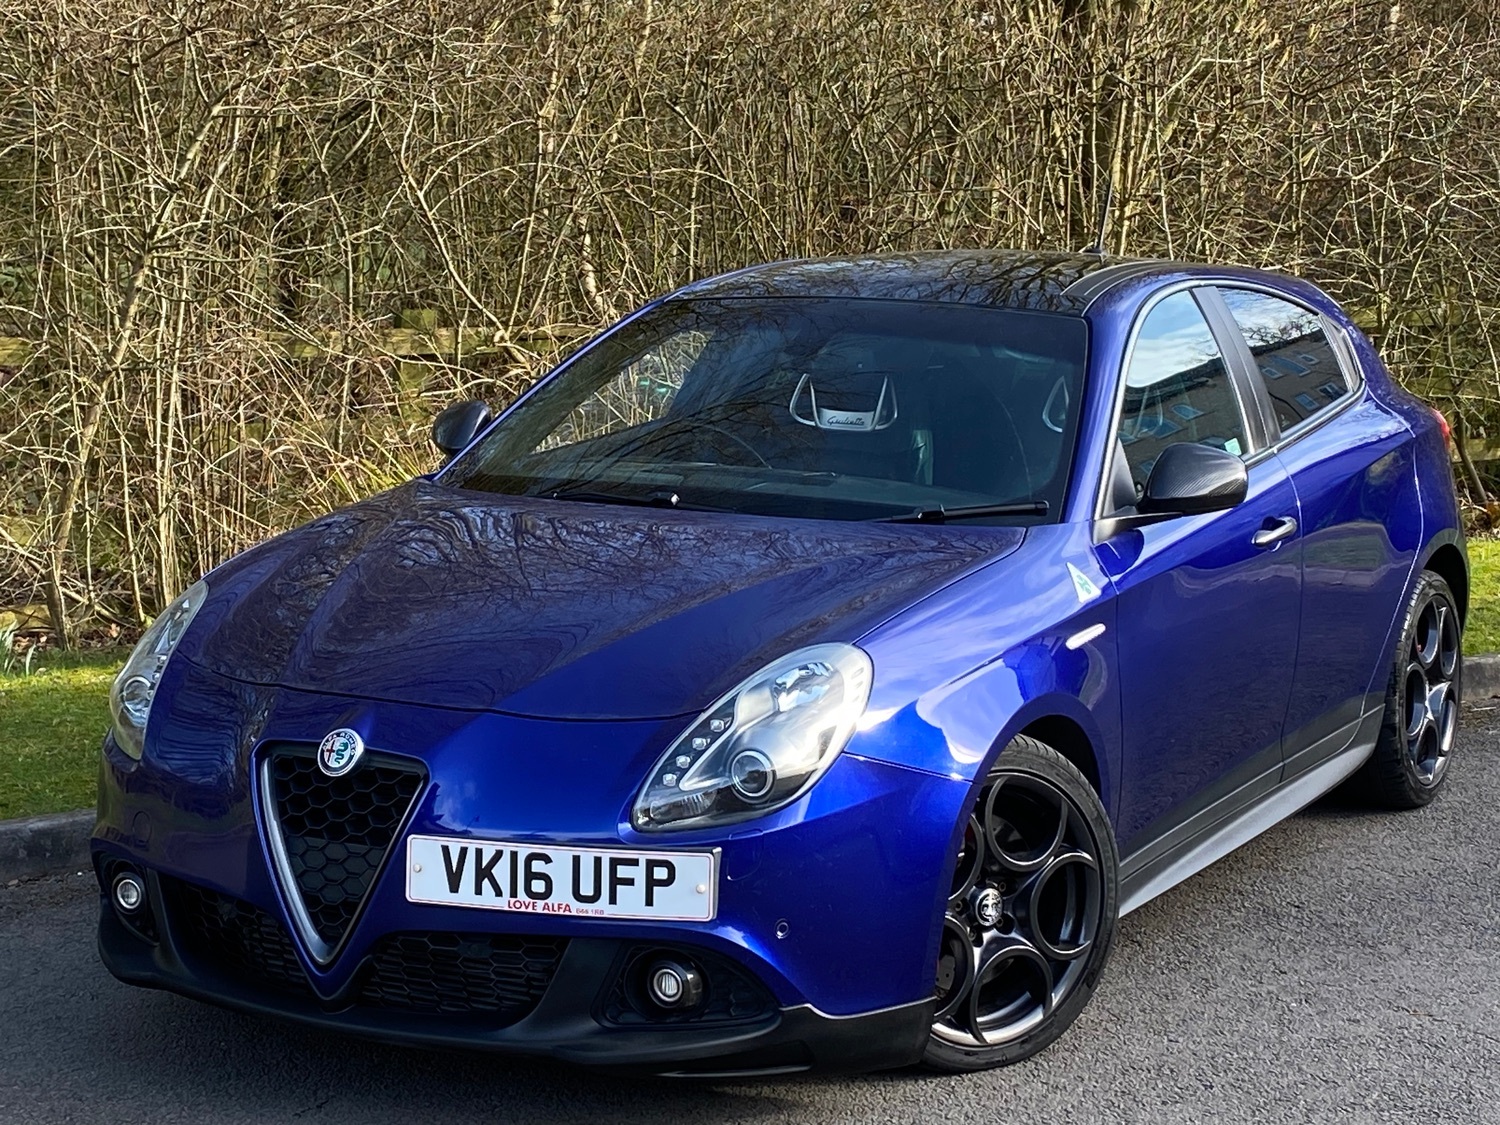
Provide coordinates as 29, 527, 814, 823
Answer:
95, 251, 1467, 1075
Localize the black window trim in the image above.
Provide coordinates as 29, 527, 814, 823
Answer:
1197, 286, 1278, 455
1092, 279, 1265, 525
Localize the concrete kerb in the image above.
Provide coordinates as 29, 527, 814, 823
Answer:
1467, 653, 1500, 705
0, 809, 93, 884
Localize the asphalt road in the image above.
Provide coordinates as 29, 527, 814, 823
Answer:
4, 709, 1498, 1125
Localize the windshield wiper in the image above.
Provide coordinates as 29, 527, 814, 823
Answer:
545, 488, 726, 512
879, 500, 1049, 524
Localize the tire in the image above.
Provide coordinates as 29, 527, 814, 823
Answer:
1350, 569, 1462, 809
922, 735, 1119, 1072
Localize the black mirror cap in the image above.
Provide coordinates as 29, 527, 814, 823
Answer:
1137, 441, 1248, 516
431, 399, 493, 458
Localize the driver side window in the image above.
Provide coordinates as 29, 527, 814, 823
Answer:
1118, 290, 1247, 497
537, 330, 711, 451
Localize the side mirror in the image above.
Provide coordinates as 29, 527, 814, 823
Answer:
431, 399, 493, 459
1137, 442, 1248, 516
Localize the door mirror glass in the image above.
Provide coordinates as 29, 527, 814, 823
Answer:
432, 400, 493, 459
1138, 441, 1248, 516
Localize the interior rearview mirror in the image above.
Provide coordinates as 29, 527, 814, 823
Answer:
431, 400, 493, 460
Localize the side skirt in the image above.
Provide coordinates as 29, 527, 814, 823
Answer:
1117, 704, 1382, 916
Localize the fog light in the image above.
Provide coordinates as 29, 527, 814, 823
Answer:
112, 873, 145, 914
646, 958, 703, 1010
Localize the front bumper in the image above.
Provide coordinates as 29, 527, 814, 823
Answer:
96, 866, 932, 1075
93, 660, 967, 1073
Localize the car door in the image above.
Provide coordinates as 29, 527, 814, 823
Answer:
1212, 285, 1421, 780
1093, 286, 1303, 885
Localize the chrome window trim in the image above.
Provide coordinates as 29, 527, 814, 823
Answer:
1266, 377, 1367, 455
1092, 279, 1262, 522
1197, 285, 1276, 452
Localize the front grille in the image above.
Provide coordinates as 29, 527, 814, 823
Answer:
356, 932, 567, 1021
265, 745, 425, 952
168, 880, 310, 997
164, 880, 565, 1024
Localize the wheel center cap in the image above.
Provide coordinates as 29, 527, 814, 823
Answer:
973, 887, 1004, 927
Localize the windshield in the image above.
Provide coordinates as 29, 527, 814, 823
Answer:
441, 298, 1088, 523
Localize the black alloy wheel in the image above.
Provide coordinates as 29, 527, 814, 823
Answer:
923, 736, 1118, 1072
1355, 568, 1462, 809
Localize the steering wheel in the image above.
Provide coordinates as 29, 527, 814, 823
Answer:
649, 417, 772, 468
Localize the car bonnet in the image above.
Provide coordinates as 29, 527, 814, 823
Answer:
179, 480, 1026, 720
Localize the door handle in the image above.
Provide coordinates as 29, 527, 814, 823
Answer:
1252, 516, 1298, 549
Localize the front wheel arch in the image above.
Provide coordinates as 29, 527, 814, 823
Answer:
1020, 714, 1102, 797
980, 690, 1118, 819
924, 700, 1115, 976
922, 734, 1120, 1071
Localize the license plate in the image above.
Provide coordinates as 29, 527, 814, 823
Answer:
404, 835, 719, 922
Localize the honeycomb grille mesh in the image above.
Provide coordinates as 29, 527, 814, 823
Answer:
165, 880, 566, 1023
267, 746, 424, 949
169, 880, 311, 997
356, 932, 567, 1019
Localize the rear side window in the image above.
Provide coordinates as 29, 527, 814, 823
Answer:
1218, 288, 1352, 432
1117, 290, 1248, 493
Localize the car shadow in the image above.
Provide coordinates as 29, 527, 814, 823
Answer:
85, 981, 869, 1122
1294, 786, 1382, 820
1293, 702, 1494, 823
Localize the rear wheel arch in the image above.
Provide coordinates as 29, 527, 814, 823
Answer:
1348, 567, 1461, 808
1424, 542, 1468, 627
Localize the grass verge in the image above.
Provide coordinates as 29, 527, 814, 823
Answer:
0, 539, 1497, 822
1465, 537, 1500, 657
0, 650, 123, 820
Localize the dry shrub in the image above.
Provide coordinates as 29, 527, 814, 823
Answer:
0, 0, 1497, 636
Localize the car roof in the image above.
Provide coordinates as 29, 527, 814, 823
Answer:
667, 250, 1179, 314
667, 251, 1322, 317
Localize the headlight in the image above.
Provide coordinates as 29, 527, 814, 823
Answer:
109, 580, 208, 760
632, 643, 873, 831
